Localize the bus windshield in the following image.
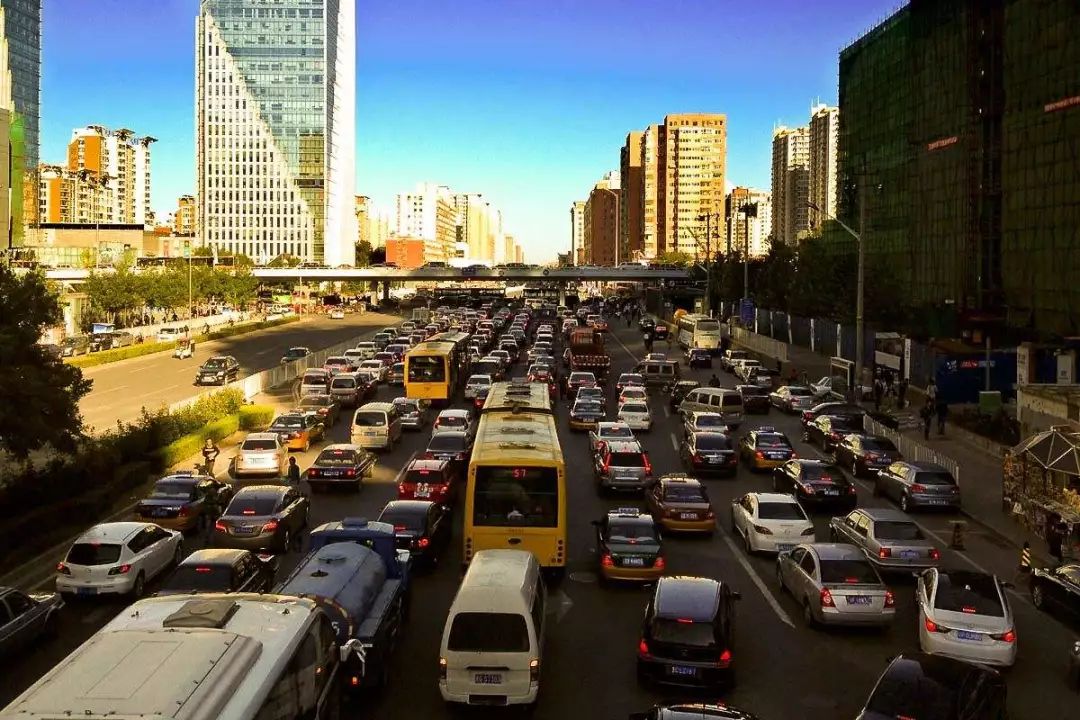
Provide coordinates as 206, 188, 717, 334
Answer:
473, 466, 558, 528
408, 355, 446, 383
696, 320, 720, 332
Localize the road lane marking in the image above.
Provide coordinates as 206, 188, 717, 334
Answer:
669, 434, 679, 452
89, 385, 128, 397
717, 525, 796, 629
662, 406, 670, 418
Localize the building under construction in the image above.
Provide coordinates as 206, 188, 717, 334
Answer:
836, 0, 1080, 339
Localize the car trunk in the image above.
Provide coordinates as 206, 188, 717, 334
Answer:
825, 584, 889, 616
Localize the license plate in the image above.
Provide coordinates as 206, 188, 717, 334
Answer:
777, 543, 794, 551
322, 470, 342, 478
679, 512, 697, 520
823, 489, 839, 496
474, 673, 502, 685
668, 665, 697, 677
152, 508, 170, 517
623, 557, 645, 567
926, 498, 947, 505
900, 550, 920, 559
364, 431, 378, 437
956, 630, 982, 642
76, 587, 97, 596
415, 488, 430, 498
846, 596, 872, 605
767, 453, 785, 460
234, 526, 256, 535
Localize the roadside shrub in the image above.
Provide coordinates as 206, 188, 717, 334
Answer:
239, 404, 275, 430
66, 341, 173, 368
204, 315, 299, 341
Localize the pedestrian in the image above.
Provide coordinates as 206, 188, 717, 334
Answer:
627, 314, 632, 328
926, 379, 938, 404
920, 401, 934, 440
1047, 518, 1066, 564
897, 377, 908, 409
286, 456, 303, 492
873, 378, 884, 411
201, 438, 220, 477
787, 367, 799, 385
708, 373, 721, 388
1013, 541, 1033, 585
936, 400, 949, 435
203, 487, 221, 541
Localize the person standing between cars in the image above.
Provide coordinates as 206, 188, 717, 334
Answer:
873, 377, 884, 411
920, 401, 934, 440
286, 456, 302, 490
202, 438, 220, 476
926, 379, 938, 404
708, 374, 721, 388
936, 399, 949, 435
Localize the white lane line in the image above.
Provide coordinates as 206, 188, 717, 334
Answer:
89, 385, 128, 397
608, 329, 641, 364
717, 526, 796, 629
80, 605, 113, 625
669, 434, 679, 452
662, 406, 670, 418
254, 348, 274, 356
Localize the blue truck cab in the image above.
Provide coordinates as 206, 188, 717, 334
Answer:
277, 518, 410, 689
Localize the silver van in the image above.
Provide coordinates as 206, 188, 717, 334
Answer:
633, 360, 680, 387
350, 402, 403, 451
678, 387, 744, 428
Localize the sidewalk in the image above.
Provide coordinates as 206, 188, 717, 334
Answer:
733, 329, 1054, 564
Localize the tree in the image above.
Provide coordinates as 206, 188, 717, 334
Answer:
354, 240, 373, 267
222, 269, 259, 308
268, 254, 301, 268
656, 251, 694, 266
84, 268, 142, 324
370, 247, 386, 265
0, 266, 93, 458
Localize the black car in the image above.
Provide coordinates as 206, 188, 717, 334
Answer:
735, 384, 770, 414
424, 431, 472, 472
306, 444, 376, 493
834, 434, 902, 478
856, 653, 1007, 720
630, 704, 762, 720
686, 348, 712, 369
195, 356, 240, 386
805, 414, 864, 451
680, 431, 738, 477
801, 401, 865, 428
1031, 562, 1080, 621
652, 323, 669, 340
157, 548, 277, 596
378, 500, 451, 566
668, 380, 701, 411
0, 587, 62, 660
773, 459, 857, 510
637, 576, 740, 689
212, 485, 310, 553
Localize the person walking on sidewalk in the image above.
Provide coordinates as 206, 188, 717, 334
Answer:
897, 377, 908, 409
927, 379, 938, 404
920, 401, 934, 440
873, 378, 884, 411
201, 438, 220, 477
936, 400, 949, 436
1013, 541, 1033, 585
1047, 518, 1067, 564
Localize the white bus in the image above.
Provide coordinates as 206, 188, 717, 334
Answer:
676, 313, 723, 352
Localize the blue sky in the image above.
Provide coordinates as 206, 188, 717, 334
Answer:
42, 0, 902, 261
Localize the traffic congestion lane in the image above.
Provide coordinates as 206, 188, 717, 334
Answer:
79, 311, 399, 431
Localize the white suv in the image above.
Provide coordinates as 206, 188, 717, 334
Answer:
56, 522, 182, 599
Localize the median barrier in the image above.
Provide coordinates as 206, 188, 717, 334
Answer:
731, 325, 789, 363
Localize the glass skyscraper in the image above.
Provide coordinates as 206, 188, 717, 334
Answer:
1, 0, 40, 169
195, 0, 356, 265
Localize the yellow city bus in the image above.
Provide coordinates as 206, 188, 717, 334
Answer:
403, 331, 471, 404
464, 381, 567, 574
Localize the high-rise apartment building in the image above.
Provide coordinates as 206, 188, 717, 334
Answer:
1, 0, 38, 170
725, 187, 772, 259
67, 126, 155, 226
583, 175, 619, 266
808, 105, 839, 233
174, 194, 196, 236
356, 195, 391, 250
770, 126, 810, 245
657, 113, 727, 259
37, 165, 114, 224
640, 124, 660, 260
396, 182, 455, 263
452, 193, 503, 262
514, 243, 523, 264
570, 200, 585, 265
195, 0, 357, 266
619, 131, 644, 261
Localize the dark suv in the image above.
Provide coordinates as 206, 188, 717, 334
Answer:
857, 653, 1007, 720
637, 576, 740, 689
594, 440, 653, 493
873, 461, 961, 513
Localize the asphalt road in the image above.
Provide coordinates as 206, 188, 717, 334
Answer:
5, 321, 1078, 718
78, 311, 401, 431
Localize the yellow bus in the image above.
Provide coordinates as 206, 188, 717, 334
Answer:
403, 331, 471, 404
464, 381, 566, 574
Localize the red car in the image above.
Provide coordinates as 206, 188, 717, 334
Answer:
396, 458, 460, 507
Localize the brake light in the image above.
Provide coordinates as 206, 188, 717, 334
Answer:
529, 658, 540, 682
393, 524, 407, 533
242, 509, 256, 515
848, 485, 857, 494
885, 590, 895, 608
790, 451, 798, 459
803, 484, 816, 495
56, 562, 70, 575
344, 468, 356, 478
637, 639, 651, 658
601, 553, 614, 568
215, 520, 227, 532
654, 556, 666, 570
178, 506, 191, 517
925, 618, 947, 633
643, 454, 653, 476
705, 510, 715, 519
992, 629, 1016, 643
195, 567, 213, 573
262, 519, 279, 533
755, 450, 765, 460
417, 537, 431, 549
308, 469, 317, 478
602, 456, 611, 473
108, 564, 132, 575
717, 649, 732, 668
911, 483, 926, 493
878, 547, 892, 559
692, 453, 703, 463
961, 605, 977, 614
829, 432, 840, 440
820, 588, 835, 607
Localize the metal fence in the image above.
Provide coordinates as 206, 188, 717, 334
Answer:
731, 326, 789, 363
863, 415, 962, 486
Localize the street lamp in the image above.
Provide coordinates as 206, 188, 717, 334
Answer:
807, 199, 865, 396
695, 212, 723, 316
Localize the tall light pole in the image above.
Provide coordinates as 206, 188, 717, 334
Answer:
696, 212, 723, 316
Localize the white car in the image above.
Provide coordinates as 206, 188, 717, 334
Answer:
329, 309, 346, 320
730, 492, 815, 554
433, 409, 474, 438
56, 522, 182, 599
233, 433, 288, 479
465, 374, 493, 399
916, 568, 1017, 668
358, 359, 388, 383
617, 401, 652, 432
588, 421, 635, 453
618, 387, 648, 406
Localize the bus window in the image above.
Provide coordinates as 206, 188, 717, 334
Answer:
473, 467, 558, 527
408, 355, 446, 382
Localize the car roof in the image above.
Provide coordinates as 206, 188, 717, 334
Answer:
750, 492, 800, 504
659, 475, 702, 488
604, 439, 644, 452
606, 507, 651, 520
438, 409, 470, 418
177, 548, 251, 566
806, 543, 868, 561
155, 474, 205, 486
232, 485, 289, 500
597, 422, 631, 432
899, 460, 950, 472
791, 458, 831, 467
654, 576, 722, 620
380, 500, 435, 516
77, 522, 152, 543
878, 652, 1003, 693
406, 458, 449, 471
429, 430, 468, 441
242, 432, 279, 442
318, 443, 362, 453
857, 507, 912, 522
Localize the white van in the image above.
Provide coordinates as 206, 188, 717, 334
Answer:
350, 402, 403, 451
353, 341, 378, 360
439, 550, 545, 708
678, 387, 744, 428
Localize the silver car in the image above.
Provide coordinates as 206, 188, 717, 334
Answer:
777, 543, 896, 628
769, 385, 816, 413
916, 568, 1017, 668
828, 507, 941, 572
392, 397, 429, 430
464, 374, 493, 400
232, 433, 287, 480
588, 421, 636, 454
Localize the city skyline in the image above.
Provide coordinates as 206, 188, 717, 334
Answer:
39, 0, 901, 261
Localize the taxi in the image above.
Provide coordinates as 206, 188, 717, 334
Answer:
268, 411, 325, 452
738, 426, 796, 471
646, 474, 716, 534
592, 508, 666, 582
134, 472, 233, 533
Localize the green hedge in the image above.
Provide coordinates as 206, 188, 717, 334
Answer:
65, 315, 301, 369
239, 404, 276, 431
158, 413, 241, 468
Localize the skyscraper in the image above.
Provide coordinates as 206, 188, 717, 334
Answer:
584, 174, 619, 266
195, 0, 356, 266
395, 182, 455, 263
570, 200, 585, 265
657, 113, 727, 259
619, 131, 643, 261
725, 187, 772, 259
1, 0, 39, 170
67, 126, 156, 226
640, 124, 660, 260
770, 126, 810, 245
808, 104, 839, 233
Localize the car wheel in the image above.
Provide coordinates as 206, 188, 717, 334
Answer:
131, 572, 146, 599
279, 530, 292, 553
1031, 584, 1045, 610
802, 599, 817, 628
744, 530, 754, 555
900, 493, 911, 512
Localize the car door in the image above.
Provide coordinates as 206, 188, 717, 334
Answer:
283, 490, 306, 533
781, 547, 806, 589
1048, 566, 1080, 619
836, 435, 855, 466
852, 514, 873, 553
796, 550, 819, 600
880, 463, 904, 502
734, 495, 754, 537
430, 505, 450, 548
915, 569, 936, 626
0, 592, 40, 656
145, 526, 175, 578
836, 511, 862, 545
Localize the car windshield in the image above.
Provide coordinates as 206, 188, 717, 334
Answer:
448, 612, 530, 653
241, 439, 277, 451
664, 485, 707, 502
621, 403, 649, 414
67, 542, 122, 565
354, 412, 386, 427
202, 358, 227, 369
608, 522, 658, 544
757, 435, 791, 448
875, 521, 924, 540
862, 438, 898, 452
917, 471, 956, 486
272, 416, 304, 429
934, 573, 1005, 616
696, 435, 732, 450
651, 618, 716, 648
315, 449, 358, 466
428, 434, 466, 451
696, 416, 727, 429
819, 559, 880, 584
227, 496, 278, 516
150, 482, 196, 500
865, 665, 960, 720
759, 502, 807, 520
162, 565, 232, 592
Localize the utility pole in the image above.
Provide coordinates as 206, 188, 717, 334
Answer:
856, 182, 866, 396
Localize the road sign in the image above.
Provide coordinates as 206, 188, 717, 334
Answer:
183, 241, 191, 258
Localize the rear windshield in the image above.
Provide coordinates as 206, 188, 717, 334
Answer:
315, 449, 358, 466
392, 399, 419, 412
227, 496, 278, 516
428, 435, 466, 451
331, 376, 356, 389
380, 510, 425, 532
162, 566, 231, 592
437, 415, 467, 428
272, 417, 304, 429
302, 373, 327, 385
354, 412, 387, 427
721, 395, 743, 408
608, 522, 658, 544
696, 435, 732, 451
241, 439, 277, 451
468, 376, 491, 385
405, 468, 447, 484
622, 403, 649, 414
865, 667, 961, 720
862, 438, 898, 452
601, 427, 634, 439
67, 543, 122, 565
151, 482, 196, 500
664, 485, 708, 502
741, 386, 769, 397
933, 574, 1004, 617
874, 521, 923, 541
756, 435, 791, 448
759, 502, 807, 520
801, 465, 839, 482
696, 416, 728, 429
788, 387, 812, 396
448, 612, 530, 653
608, 452, 645, 467
696, 320, 720, 332
325, 358, 348, 366
917, 471, 956, 486
819, 559, 879, 585
651, 618, 716, 647
301, 395, 331, 407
